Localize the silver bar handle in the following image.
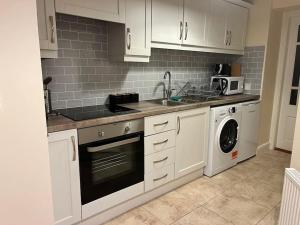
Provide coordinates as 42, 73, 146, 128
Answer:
87, 136, 140, 153
177, 116, 181, 135
153, 139, 168, 145
71, 136, 76, 161
179, 21, 183, 40
184, 22, 188, 40
49, 16, 55, 44
153, 121, 168, 126
153, 156, 168, 164
225, 30, 229, 45
126, 28, 131, 50
153, 173, 168, 182
229, 30, 232, 46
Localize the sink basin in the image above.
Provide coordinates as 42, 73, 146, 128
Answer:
147, 99, 186, 106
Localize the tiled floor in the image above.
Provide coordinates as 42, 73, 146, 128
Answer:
104, 149, 291, 225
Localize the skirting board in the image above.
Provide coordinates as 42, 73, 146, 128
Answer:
257, 142, 270, 152
78, 169, 203, 225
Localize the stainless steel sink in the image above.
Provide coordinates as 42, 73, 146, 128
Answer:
146, 99, 186, 106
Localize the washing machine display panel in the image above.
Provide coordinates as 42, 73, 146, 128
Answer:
219, 119, 238, 153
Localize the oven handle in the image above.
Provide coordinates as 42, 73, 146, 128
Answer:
87, 136, 140, 153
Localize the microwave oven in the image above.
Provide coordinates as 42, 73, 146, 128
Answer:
211, 76, 244, 95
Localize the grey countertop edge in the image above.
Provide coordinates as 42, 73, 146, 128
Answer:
47, 94, 260, 133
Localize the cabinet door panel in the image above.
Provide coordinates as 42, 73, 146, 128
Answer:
37, 0, 57, 51
55, 0, 125, 23
226, 4, 248, 51
48, 130, 81, 225
182, 0, 210, 47
125, 0, 151, 56
206, 0, 227, 49
151, 0, 183, 45
175, 108, 209, 178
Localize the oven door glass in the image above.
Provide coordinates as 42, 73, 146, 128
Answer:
79, 132, 144, 205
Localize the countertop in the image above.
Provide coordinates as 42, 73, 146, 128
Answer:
47, 94, 260, 133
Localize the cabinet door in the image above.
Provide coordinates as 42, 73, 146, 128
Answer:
239, 102, 260, 162
151, 0, 184, 45
205, 0, 227, 49
36, 0, 57, 54
226, 3, 248, 51
48, 130, 81, 225
125, 0, 151, 57
175, 108, 209, 178
182, 0, 210, 47
55, 0, 125, 23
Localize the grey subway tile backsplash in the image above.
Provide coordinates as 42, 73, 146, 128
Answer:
42, 13, 265, 110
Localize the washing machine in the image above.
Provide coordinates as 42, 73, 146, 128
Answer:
204, 104, 242, 177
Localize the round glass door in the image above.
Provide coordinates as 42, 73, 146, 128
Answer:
219, 119, 238, 153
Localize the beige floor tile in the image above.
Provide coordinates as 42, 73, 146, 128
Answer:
103, 207, 165, 225
203, 195, 270, 225
226, 160, 265, 179
222, 177, 282, 209
142, 190, 195, 225
207, 169, 241, 189
257, 204, 281, 225
174, 177, 223, 206
172, 206, 233, 225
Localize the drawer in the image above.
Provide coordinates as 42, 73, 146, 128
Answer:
145, 113, 176, 136
145, 148, 175, 173
145, 164, 174, 192
144, 130, 176, 155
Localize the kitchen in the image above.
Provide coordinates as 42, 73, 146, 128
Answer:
1, 0, 300, 225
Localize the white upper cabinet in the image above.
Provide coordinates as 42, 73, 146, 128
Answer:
226, 3, 248, 50
151, 0, 184, 45
108, 0, 151, 62
206, 0, 228, 49
206, 0, 248, 51
175, 108, 209, 178
124, 0, 151, 58
182, 0, 210, 47
48, 129, 81, 225
55, 0, 125, 23
37, 0, 58, 58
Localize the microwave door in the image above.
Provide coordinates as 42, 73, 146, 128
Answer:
221, 78, 228, 94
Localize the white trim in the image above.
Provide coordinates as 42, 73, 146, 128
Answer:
224, 0, 253, 8
79, 170, 203, 225
270, 10, 300, 150
257, 142, 270, 152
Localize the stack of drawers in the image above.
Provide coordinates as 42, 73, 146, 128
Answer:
144, 113, 176, 191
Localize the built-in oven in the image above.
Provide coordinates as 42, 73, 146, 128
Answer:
78, 119, 144, 219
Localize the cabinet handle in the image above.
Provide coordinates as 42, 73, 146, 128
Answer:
184, 22, 188, 40
153, 156, 169, 164
229, 30, 232, 46
71, 136, 76, 161
179, 21, 183, 40
177, 116, 181, 134
126, 27, 131, 50
153, 173, 168, 182
225, 30, 229, 45
153, 121, 168, 126
154, 139, 169, 145
49, 16, 55, 44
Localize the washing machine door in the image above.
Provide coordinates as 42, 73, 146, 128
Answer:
218, 118, 238, 153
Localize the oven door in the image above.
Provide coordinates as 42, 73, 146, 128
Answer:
79, 132, 144, 205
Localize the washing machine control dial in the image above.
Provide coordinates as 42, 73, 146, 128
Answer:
229, 107, 236, 114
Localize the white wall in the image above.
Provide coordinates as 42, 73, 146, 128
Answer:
273, 0, 300, 9
292, 102, 300, 171
0, 1, 54, 225
246, 0, 273, 46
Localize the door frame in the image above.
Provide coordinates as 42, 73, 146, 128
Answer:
270, 10, 300, 150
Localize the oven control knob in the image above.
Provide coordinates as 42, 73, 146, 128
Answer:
98, 131, 105, 137
124, 126, 130, 133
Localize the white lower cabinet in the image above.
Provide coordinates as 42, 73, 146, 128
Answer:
175, 107, 209, 178
48, 129, 81, 225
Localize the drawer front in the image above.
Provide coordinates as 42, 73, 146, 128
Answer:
144, 130, 176, 155
145, 164, 174, 192
145, 113, 176, 136
145, 148, 175, 173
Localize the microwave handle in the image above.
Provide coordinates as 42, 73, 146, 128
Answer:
87, 136, 140, 153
